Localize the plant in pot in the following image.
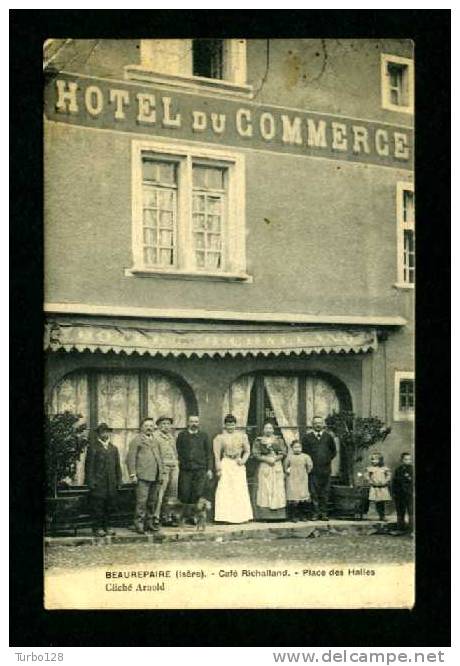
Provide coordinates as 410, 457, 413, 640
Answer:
45, 411, 89, 533
325, 410, 391, 519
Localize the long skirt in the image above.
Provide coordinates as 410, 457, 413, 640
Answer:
214, 458, 253, 524
254, 460, 287, 521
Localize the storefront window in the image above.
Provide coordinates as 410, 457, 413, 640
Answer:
49, 370, 188, 485
223, 372, 346, 477
97, 373, 140, 483
50, 373, 89, 484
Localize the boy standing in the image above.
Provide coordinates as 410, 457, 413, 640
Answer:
392, 452, 414, 532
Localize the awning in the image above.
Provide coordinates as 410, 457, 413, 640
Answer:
44, 319, 378, 358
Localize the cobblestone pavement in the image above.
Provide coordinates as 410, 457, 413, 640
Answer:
45, 533, 414, 571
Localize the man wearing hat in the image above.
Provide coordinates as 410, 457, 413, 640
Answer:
127, 416, 164, 533
152, 415, 180, 526
85, 423, 122, 537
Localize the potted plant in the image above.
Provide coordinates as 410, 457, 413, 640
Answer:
325, 410, 391, 518
45, 411, 89, 533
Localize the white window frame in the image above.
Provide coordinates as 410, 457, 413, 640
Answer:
381, 53, 414, 114
394, 370, 415, 422
125, 39, 252, 98
395, 180, 415, 289
128, 139, 250, 281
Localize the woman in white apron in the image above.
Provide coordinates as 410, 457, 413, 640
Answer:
213, 414, 253, 523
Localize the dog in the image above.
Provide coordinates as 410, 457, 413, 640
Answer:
194, 498, 212, 531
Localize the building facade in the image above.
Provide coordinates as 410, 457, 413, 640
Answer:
44, 38, 414, 495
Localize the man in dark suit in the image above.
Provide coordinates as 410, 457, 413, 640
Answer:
85, 422, 122, 537
127, 416, 164, 533
301, 415, 337, 521
176, 415, 213, 512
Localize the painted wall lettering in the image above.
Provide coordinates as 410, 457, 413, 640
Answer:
46, 74, 413, 169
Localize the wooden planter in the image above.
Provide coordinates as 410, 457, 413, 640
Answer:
330, 485, 369, 520
45, 485, 136, 535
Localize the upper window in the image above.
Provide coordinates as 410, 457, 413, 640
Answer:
126, 39, 251, 97
394, 371, 415, 422
381, 54, 414, 114
396, 181, 415, 287
193, 39, 224, 79
130, 140, 249, 280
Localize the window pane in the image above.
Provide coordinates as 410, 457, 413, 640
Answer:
158, 189, 174, 210
159, 229, 173, 247
142, 159, 176, 185
142, 187, 157, 209
193, 193, 206, 212
193, 213, 206, 230
206, 252, 221, 269
207, 233, 221, 250
143, 227, 156, 247
207, 215, 221, 233
207, 167, 224, 190
158, 162, 176, 184
159, 210, 173, 228
193, 39, 223, 79
97, 373, 140, 483
404, 229, 415, 283
147, 375, 187, 431
159, 248, 174, 265
142, 183, 176, 267
208, 196, 222, 214
143, 246, 157, 265
399, 379, 415, 411
50, 372, 89, 486
390, 89, 400, 105
194, 232, 205, 249
387, 62, 408, 107
192, 166, 208, 189
143, 209, 157, 227
403, 190, 415, 224
193, 165, 224, 190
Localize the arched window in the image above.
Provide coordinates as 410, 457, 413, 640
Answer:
223, 372, 351, 478
49, 370, 190, 485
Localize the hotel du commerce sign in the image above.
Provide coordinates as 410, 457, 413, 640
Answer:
44, 72, 413, 169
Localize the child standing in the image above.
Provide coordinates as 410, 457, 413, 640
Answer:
391, 452, 414, 532
284, 440, 313, 522
364, 452, 391, 521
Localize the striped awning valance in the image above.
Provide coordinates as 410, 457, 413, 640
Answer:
44, 319, 378, 358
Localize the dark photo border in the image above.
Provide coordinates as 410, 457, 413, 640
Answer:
10, 8, 450, 648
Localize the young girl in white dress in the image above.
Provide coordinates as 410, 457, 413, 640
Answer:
364, 452, 392, 521
284, 440, 313, 522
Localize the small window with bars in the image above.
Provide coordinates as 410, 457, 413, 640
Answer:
192, 39, 224, 80
397, 183, 415, 286
402, 188, 415, 284
141, 157, 177, 267
387, 62, 409, 107
399, 378, 415, 412
381, 54, 413, 113
192, 164, 226, 270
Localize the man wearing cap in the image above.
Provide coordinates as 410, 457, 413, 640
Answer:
152, 415, 180, 526
127, 416, 164, 533
85, 423, 122, 537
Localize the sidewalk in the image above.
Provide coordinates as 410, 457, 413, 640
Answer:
45, 515, 397, 547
